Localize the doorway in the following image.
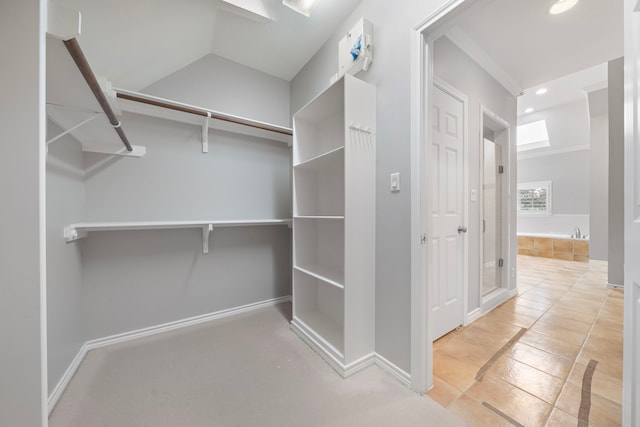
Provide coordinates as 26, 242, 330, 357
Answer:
409, 0, 628, 420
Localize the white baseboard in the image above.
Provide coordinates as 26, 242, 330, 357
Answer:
86, 296, 291, 351
290, 318, 347, 375
48, 295, 291, 415
464, 308, 482, 325
375, 354, 411, 387
48, 343, 88, 415
607, 283, 624, 290
509, 288, 519, 297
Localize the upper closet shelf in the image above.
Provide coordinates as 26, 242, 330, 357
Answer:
64, 219, 292, 254
46, 3, 145, 158
115, 89, 293, 148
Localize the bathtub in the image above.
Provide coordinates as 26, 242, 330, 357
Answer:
517, 232, 589, 240
517, 232, 589, 262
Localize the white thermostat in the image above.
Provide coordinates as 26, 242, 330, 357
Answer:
338, 17, 373, 78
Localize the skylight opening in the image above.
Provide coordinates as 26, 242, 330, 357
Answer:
549, 0, 580, 15
283, 0, 321, 17
517, 120, 550, 151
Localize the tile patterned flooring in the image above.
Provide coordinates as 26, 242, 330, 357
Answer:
427, 255, 623, 427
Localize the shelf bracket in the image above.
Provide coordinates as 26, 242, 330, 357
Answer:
64, 226, 87, 243
47, 113, 102, 148
202, 112, 211, 153
202, 223, 213, 253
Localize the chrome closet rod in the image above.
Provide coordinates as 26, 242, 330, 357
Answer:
63, 38, 133, 152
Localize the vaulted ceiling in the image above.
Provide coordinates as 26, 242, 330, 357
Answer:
54, 0, 361, 90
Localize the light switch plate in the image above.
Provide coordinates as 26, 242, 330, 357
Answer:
390, 172, 400, 192
470, 189, 477, 202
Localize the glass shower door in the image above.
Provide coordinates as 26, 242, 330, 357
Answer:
483, 138, 502, 296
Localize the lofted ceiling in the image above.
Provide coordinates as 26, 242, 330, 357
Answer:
53, 0, 361, 90
444, 0, 623, 107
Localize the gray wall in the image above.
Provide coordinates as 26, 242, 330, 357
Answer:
588, 89, 609, 261
144, 53, 291, 128
609, 57, 624, 286
46, 123, 85, 394
433, 36, 517, 313
517, 100, 592, 236
518, 151, 591, 214
79, 57, 292, 340
0, 0, 46, 424
290, 1, 516, 373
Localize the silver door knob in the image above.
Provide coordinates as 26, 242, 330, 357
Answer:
458, 226, 467, 234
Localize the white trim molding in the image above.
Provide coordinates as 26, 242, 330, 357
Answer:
47, 343, 88, 414
446, 27, 521, 97
375, 354, 411, 388
48, 295, 291, 414
517, 144, 590, 160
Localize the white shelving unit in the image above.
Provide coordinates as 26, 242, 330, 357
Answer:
291, 75, 376, 377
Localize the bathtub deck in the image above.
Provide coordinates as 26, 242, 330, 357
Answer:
518, 235, 589, 262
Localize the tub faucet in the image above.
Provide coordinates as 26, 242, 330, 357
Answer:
574, 227, 581, 239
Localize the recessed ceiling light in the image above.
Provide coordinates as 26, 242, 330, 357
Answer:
524, 107, 534, 114
282, 0, 321, 17
549, 0, 580, 15
536, 88, 548, 95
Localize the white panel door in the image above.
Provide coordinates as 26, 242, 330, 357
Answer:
624, 1, 640, 424
430, 85, 465, 340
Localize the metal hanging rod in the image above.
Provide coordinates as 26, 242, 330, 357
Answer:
115, 91, 293, 137
63, 38, 133, 152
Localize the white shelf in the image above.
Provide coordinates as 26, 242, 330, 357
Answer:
293, 267, 345, 357
294, 266, 344, 289
64, 219, 292, 253
294, 148, 344, 217
294, 216, 344, 220
294, 147, 344, 169
294, 218, 344, 284
46, 36, 146, 157
115, 88, 293, 146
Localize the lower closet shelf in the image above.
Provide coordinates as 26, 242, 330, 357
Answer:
63, 219, 292, 253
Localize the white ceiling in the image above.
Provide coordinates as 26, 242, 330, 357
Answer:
54, 0, 361, 90
446, 0, 623, 101
517, 63, 607, 117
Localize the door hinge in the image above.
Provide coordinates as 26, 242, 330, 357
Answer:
420, 234, 427, 245
498, 165, 504, 174
498, 258, 504, 268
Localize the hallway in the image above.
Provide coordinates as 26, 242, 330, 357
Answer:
427, 255, 623, 426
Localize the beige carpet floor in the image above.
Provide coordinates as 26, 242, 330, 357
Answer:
49, 303, 465, 427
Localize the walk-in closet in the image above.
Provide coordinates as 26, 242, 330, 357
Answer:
46, 28, 294, 411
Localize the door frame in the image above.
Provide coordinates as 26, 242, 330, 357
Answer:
478, 105, 515, 312
623, 0, 639, 423
409, 0, 470, 393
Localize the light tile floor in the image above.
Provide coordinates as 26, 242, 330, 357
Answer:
427, 255, 623, 427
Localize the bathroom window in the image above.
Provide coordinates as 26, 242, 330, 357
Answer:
518, 181, 552, 214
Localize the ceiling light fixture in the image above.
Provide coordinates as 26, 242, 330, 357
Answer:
524, 107, 534, 114
549, 0, 580, 15
536, 88, 548, 95
283, 0, 321, 17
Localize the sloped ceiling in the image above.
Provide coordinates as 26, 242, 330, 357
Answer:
53, 0, 361, 90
